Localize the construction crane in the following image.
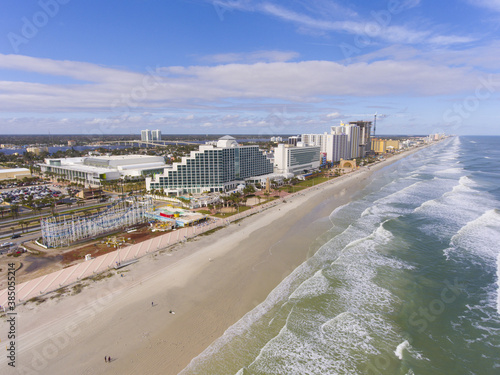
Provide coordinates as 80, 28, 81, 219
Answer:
346, 112, 382, 137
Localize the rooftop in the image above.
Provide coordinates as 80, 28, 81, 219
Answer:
0, 168, 31, 173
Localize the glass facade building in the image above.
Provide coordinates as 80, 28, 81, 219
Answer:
274, 144, 320, 175
147, 136, 273, 195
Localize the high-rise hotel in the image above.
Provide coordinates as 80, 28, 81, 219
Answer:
302, 121, 372, 163
146, 136, 273, 195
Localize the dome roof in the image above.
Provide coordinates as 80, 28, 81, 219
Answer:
217, 135, 238, 148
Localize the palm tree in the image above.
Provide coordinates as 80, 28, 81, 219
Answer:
243, 184, 255, 197
221, 196, 230, 208
50, 199, 56, 215
10, 204, 19, 219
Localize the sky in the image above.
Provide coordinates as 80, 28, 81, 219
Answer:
0, 0, 499, 136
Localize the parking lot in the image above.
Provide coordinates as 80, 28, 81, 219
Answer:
0, 184, 80, 208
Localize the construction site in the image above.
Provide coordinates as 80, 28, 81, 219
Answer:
40, 196, 153, 248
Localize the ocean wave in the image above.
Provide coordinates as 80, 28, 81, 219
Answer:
413, 176, 494, 240
447, 209, 500, 315
448, 209, 500, 260
362, 178, 454, 221
183, 136, 499, 375
497, 252, 500, 315
246, 311, 400, 375
434, 167, 464, 175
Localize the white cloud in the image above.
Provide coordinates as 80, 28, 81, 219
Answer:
0, 53, 137, 83
0, 53, 495, 115
201, 50, 299, 64
353, 41, 500, 70
468, 0, 500, 12
211, 1, 473, 46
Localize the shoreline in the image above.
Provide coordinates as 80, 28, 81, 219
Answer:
0, 145, 434, 374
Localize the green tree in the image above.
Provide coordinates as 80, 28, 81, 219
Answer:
10, 204, 19, 219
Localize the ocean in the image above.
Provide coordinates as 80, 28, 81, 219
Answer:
181, 136, 500, 375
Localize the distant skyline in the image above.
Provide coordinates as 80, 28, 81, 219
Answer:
1, 0, 500, 136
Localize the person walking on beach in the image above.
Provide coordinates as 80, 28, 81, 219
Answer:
105, 356, 107, 363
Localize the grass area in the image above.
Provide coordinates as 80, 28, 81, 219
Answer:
274, 176, 334, 193
294, 176, 332, 187
211, 205, 253, 218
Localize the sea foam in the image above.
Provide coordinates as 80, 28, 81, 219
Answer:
394, 340, 410, 359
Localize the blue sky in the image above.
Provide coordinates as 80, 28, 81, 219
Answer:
1, 0, 500, 136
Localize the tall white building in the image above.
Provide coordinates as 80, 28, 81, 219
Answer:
151, 129, 161, 141
141, 129, 151, 142
325, 133, 349, 162
274, 143, 320, 175
302, 134, 326, 150
302, 130, 350, 163
332, 125, 360, 159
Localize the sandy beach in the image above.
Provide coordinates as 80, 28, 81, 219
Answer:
0, 147, 427, 375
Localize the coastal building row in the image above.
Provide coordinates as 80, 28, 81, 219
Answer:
32, 122, 435, 195
301, 121, 372, 163
146, 136, 322, 195
35, 127, 361, 193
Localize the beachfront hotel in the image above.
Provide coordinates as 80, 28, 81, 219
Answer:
273, 143, 321, 175
146, 136, 273, 195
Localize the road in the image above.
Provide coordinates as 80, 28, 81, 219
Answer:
0, 199, 114, 243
